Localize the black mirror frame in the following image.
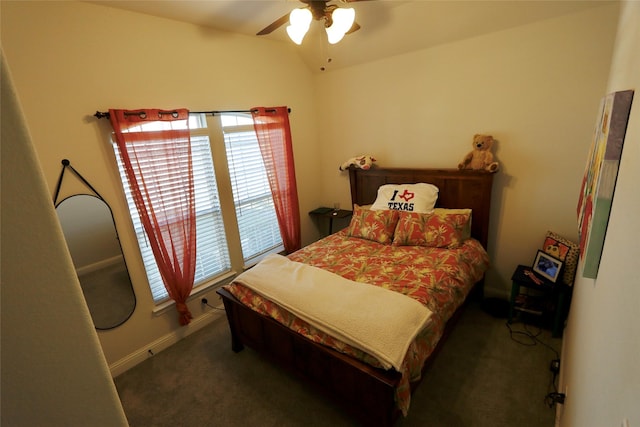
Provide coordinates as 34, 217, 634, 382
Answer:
53, 160, 136, 330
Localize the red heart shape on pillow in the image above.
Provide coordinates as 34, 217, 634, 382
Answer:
398, 190, 415, 202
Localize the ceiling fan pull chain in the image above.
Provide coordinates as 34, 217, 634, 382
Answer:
318, 27, 332, 71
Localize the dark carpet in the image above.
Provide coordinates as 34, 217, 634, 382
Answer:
114, 300, 561, 426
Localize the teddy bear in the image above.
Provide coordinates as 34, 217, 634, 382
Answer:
339, 155, 376, 171
458, 134, 499, 172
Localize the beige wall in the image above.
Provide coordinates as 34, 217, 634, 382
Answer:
559, 2, 640, 426
1, 52, 128, 427
1, 0, 322, 374
314, 4, 620, 298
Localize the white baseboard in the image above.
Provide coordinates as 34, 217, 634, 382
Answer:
109, 307, 226, 377
77, 254, 123, 276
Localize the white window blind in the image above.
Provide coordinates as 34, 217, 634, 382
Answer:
113, 117, 231, 303
113, 113, 283, 304
221, 116, 283, 265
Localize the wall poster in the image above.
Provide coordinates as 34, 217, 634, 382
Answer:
577, 89, 634, 279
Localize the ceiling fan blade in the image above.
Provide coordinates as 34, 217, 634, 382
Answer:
256, 12, 291, 36
345, 21, 360, 35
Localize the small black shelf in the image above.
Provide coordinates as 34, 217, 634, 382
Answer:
513, 294, 548, 316
309, 207, 333, 215
309, 207, 352, 235
513, 306, 544, 316
508, 264, 571, 338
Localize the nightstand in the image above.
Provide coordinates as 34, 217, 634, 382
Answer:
309, 207, 352, 235
508, 264, 571, 338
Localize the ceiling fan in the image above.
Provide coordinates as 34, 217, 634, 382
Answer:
257, 0, 369, 45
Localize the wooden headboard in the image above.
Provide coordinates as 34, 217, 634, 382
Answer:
349, 167, 494, 248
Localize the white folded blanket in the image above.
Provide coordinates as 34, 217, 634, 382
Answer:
233, 254, 432, 371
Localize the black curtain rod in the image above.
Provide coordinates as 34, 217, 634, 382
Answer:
93, 108, 291, 120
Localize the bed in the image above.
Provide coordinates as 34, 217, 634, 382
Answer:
216, 167, 494, 426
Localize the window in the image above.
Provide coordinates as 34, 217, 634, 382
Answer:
221, 114, 282, 265
114, 113, 283, 304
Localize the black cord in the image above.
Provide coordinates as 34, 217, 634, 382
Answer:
506, 321, 563, 408
201, 297, 225, 311
505, 321, 538, 346
545, 392, 565, 407
505, 321, 560, 359
547, 367, 560, 398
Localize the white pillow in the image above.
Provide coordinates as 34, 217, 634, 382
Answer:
370, 183, 439, 213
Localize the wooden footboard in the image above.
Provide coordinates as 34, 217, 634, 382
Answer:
216, 287, 402, 426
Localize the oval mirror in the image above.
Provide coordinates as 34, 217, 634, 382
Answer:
56, 194, 136, 329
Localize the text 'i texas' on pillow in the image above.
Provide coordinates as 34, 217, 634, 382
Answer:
370, 183, 439, 213
392, 211, 471, 248
346, 205, 400, 244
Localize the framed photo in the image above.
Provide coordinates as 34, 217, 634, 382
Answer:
532, 250, 563, 283
542, 236, 571, 262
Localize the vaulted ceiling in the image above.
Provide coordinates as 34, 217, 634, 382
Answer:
86, 0, 610, 72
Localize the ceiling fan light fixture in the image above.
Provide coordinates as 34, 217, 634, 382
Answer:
286, 8, 312, 45
325, 26, 346, 44
326, 7, 355, 44
286, 25, 308, 45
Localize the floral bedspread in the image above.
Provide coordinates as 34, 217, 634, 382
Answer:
224, 230, 489, 415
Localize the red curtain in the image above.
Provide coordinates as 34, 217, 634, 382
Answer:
251, 107, 301, 253
109, 109, 196, 325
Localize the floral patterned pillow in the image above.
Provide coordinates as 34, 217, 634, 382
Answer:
347, 205, 400, 244
392, 211, 471, 248
433, 208, 472, 240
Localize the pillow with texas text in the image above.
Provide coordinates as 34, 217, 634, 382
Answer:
370, 183, 439, 213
